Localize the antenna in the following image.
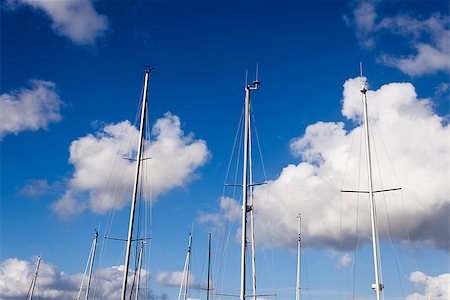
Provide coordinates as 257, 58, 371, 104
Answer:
245, 69, 248, 86
253, 63, 260, 86
360, 62, 368, 94
143, 65, 155, 72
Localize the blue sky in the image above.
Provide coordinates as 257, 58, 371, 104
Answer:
1, 0, 449, 299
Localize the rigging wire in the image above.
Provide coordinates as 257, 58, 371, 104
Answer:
94, 78, 146, 299
369, 116, 405, 298
350, 124, 364, 300
337, 122, 359, 300
216, 105, 244, 293
371, 117, 414, 262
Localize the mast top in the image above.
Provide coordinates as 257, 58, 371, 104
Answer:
246, 64, 261, 90
360, 62, 368, 94
144, 65, 155, 73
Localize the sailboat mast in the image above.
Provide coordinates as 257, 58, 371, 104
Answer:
121, 69, 151, 300
27, 256, 41, 300
248, 121, 257, 300
85, 230, 98, 300
360, 67, 383, 300
134, 241, 144, 300
240, 77, 260, 300
207, 232, 211, 300
184, 233, 193, 300
296, 214, 301, 300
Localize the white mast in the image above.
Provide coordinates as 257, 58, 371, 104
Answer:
121, 68, 151, 300
85, 230, 98, 300
296, 214, 301, 300
27, 256, 41, 300
134, 241, 145, 300
184, 233, 193, 300
248, 107, 257, 300
360, 63, 383, 300
207, 233, 212, 300
179, 233, 193, 300
240, 76, 260, 300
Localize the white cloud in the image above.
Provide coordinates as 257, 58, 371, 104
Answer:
406, 271, 450, 300
7, 0, 108, 45
337, 253, 352, 269
154, 271, 186, 287
0, 257, 78, 300
20, 179, 62, 198
0, 257, 157, 300
348, 1, 450, 76
202, 77, 449, 252
52, 113, 210, 219
197, 196, 241, 226
0, 80, 62, 140
351, 0, 378, 48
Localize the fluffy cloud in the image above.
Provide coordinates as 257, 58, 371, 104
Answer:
0, 80, 63, 140
347, 1, 450, 76
203, 77, 449, 252
20, 179, 62, 198
406, 271, 450, 300
0, 258, 158, 300
197, 196, 242, 226
7, 0, 108, 45
0, 257, 78, 300
52, 113, 209, 219
155, 271, 191, 287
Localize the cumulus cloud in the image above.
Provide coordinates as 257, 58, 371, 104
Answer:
0, 257, 78, 300
20, 179, 62, 198
0, 80, 63, 140
197, 196, 241, 226
406, 271, 450, 300
154, 271, 183, 287
202, 77, 449, 252
7, 0, 108, 45
51, 113, 209, 219
0, 257, 158, 300
347, 0, 450, 76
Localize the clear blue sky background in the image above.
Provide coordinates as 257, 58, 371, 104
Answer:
1, 1, 449, 299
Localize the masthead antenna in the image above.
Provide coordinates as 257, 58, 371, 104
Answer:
245, 69, 248, 87
360, 62, 367, 94
253, 63, 260, 86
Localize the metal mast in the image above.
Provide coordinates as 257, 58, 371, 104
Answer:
85, 230, 98, 300
134, 241, 145, 300
248, 119, 257, 300
360, 64, 383, 300
121, 69, 151, 300
207, 233, 212, 300
240, 77, 260, 300
179, 233, 193, 300
184, 233, 193, 300
27, 256, 41, 300
296, 214, 301, 300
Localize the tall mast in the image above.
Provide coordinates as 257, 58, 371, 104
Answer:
27, 256, 41, 300
134, 241, 145, 300
248, 119, 257, 300
240, 76, 260, 300
207, 233, 212, 300
121, 69, 151, 300
360, 63, 383, 300
179, 233, 193, 300
184, 233, 193, 300
85, 230, 98, 300
296, 214, 301, 300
